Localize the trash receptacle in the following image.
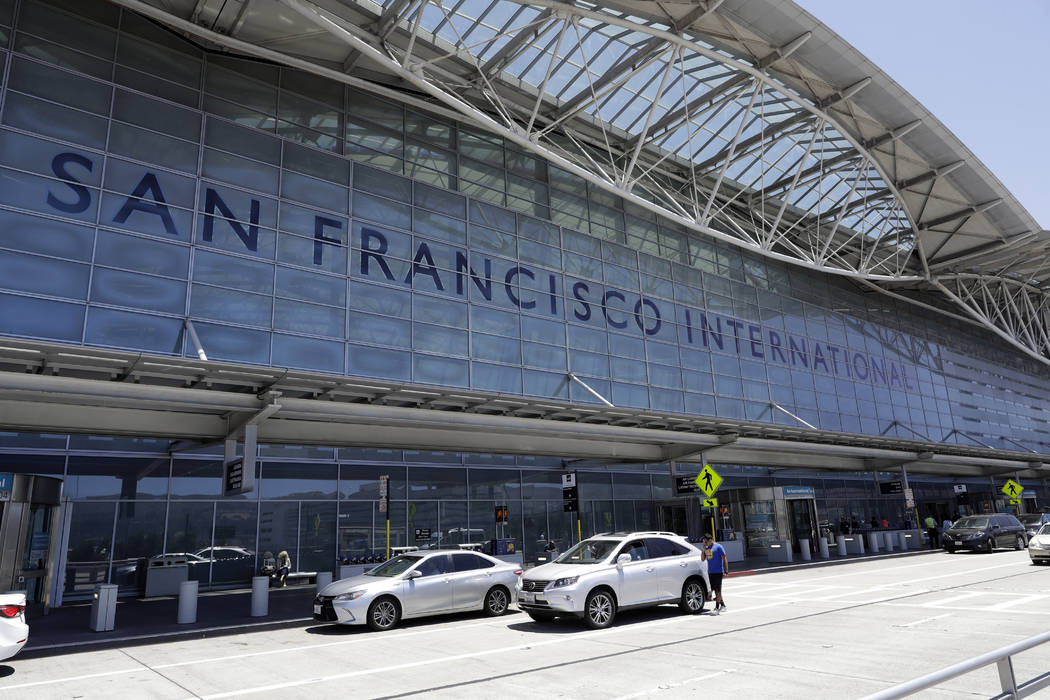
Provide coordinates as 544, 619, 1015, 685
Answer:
145, 555, 190, 597
89, 583, 118, 632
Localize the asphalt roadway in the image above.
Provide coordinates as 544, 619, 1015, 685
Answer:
4, 549, 1049, 699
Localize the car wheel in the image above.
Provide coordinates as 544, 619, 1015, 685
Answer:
1015, 535, 1026, 551
583, 589, 616, 629
678, 578, 707, 615
526, 611, 557, 623
945, 545, 955, 554
483, 586, 510, 616
985, 539, 995, 553
366, 596, 400, 631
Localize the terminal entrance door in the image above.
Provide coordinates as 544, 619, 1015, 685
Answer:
788, 498, 818, 554
0, 474, 63, 613
658, 502, 687, 536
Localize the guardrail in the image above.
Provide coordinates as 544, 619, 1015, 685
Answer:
859, 629, 1050, 699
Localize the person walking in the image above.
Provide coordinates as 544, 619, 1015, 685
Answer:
923, 514, 939, 549
702, 533, 728, 614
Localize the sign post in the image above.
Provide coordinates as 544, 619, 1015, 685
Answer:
562, 473, 579, 543
379, 474, 390, 560
695, 464, 723, 540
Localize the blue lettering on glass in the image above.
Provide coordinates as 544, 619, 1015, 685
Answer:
114, 172, 178, 236
202, 188, 260, 252
47, 152, 93, 214
41, 158, 919, 394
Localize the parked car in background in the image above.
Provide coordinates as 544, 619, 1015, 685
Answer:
518, 532, 710, 629
1028, 523, 1050, 565
1019, 513, 1050, 542
942, 514, 1027, 553
314, 550, 521, 631
0, 592, 28, 661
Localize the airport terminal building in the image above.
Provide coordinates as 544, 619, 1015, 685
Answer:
1, 0, 1049, 607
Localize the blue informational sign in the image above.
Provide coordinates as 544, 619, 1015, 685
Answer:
0, 473, 12, 501
782, 486, 815, 498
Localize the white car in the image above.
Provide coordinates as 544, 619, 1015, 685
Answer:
1029, 523, 1050, 565
0, 592, 28, 661
314, 550, 522, 631
518, 532, 711, 628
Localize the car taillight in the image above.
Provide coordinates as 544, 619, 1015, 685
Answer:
0, 605, 23, 618
514, 569, 523, 576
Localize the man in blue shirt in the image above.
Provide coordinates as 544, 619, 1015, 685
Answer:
702, 533, 728, 613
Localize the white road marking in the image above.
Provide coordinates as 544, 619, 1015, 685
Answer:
895, 613, 952, 628
986, 594, 1045, 610
922, 591, 983, 607
609, 669, 736, 700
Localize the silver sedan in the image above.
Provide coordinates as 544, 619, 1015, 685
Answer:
314, 550, 522, 631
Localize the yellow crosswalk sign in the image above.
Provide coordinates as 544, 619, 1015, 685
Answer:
695, 464, 723, 497
702, 498, 718, 508
1002, 479, 1023, 498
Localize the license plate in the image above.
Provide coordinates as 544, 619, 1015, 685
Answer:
521, 592, 534, 603
313, 605, 321, 615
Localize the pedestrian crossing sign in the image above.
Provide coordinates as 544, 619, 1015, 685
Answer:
695, 464, 723, 497
1002, 479, 1023, 498
1009, 498, 1021, 506
702, 498, 718, 508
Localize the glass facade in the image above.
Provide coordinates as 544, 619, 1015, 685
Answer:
0, 1, 1049, 601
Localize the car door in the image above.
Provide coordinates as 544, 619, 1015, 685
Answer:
613, 540, 658, 606
645, 537, 695, 600
450, 553, 494, 610
402, 554, 453, 617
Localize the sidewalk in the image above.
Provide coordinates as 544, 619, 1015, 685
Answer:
21, 546, 940, 656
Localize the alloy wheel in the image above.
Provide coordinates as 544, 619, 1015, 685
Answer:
585, 591, 615, 629
485, 588, 509, 616
369, 599, 399, 630
680, 581, 706, 613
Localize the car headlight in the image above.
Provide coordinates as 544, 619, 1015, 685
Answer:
550, 576, 579, 588
334, 591, 366, 602
1030, 542, 1046, 550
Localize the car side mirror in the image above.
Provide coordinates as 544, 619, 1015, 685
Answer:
406, 569, 423, 579
616, 553, 631, 567
992, 524, 1000, 530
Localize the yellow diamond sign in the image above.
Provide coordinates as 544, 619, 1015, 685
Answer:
1002, 479, 1023, 498
695, 464, 723, 497
702, 498, 719, 508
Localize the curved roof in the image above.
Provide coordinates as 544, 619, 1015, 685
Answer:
111, 0, 1050, 365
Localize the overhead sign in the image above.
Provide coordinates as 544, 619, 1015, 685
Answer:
782, 486, 815, 498
222, 457, 254, 497
879, 480, 903, 495
1002, 479, 1023, 498
0, 473, 12, 502
674, 476, 700, 495
702, 498, 719, 508
695, 464, 722, 497
953, 484, 967, 494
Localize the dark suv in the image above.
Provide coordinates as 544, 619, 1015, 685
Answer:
1019, 513, 1050, 541
942, 514, 1027, 553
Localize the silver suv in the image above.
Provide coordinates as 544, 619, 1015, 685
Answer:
517, 532, 710, 628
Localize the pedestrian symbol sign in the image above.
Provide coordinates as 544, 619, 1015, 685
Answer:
702, 498, 718, 508
695, 464, 722, 497
1002, 479, 1023, 498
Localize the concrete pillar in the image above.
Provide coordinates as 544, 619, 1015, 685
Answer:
251, 576, 269, 617
836, 535, 847, 557
799, 538, 812, 561
316, 571, 333, 595
818, 537, 830, 559
177, 580, 198, 624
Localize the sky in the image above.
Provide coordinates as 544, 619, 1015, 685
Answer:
795, 0, 1049, 229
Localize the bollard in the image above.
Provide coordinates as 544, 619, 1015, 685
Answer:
799, 538, 812, 561
836, 535, 847, 557
898, 531, 909, 550
316, 571, 333, 595
251, 575, 269, 617
884, 533, 895, 552
89, 583, 118, 632
867, 532, 880, 553
177, 580, 198, 624
818, 537, 830, 559
338, 565, 354, 580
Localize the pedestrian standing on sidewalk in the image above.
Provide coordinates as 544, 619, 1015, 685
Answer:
702, 533, 728, 614
923, 515, 939, 549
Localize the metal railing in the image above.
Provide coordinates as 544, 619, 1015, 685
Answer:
859, 629, 1050, 699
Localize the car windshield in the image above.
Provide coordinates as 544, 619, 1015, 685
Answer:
366, 555, 421, 577
1019, 515, 1044, 525
1039, 524, 1050, 536
555, 539, 618, 564
954, 516, 990, 529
